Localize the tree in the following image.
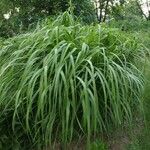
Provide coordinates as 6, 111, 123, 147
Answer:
0, 0, 96, 38
94, 0, 130, 22
136, 0, 150, 20
94, 0, 111, 22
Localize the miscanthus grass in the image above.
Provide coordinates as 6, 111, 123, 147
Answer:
0, 12, 144, 149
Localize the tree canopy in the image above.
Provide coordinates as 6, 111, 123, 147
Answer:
0, 0, 149, 38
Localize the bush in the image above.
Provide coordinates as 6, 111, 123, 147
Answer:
108, 18, 150, 31
0, 12, 144, 149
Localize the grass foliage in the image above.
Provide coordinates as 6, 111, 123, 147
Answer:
0, 12, 144, 149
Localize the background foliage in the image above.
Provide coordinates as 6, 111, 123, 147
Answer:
0, 0, 96, 38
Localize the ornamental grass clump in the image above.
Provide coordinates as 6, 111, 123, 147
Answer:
0, 12, 144, 149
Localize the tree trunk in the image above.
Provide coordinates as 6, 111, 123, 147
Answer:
103, 0, 109, 22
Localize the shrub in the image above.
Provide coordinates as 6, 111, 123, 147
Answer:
108, 18, 150, 32
0, 12, 144, 149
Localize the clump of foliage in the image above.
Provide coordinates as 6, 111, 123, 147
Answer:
0, 12, 144, 149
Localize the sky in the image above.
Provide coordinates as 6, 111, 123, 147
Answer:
141, 0, 150, 15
